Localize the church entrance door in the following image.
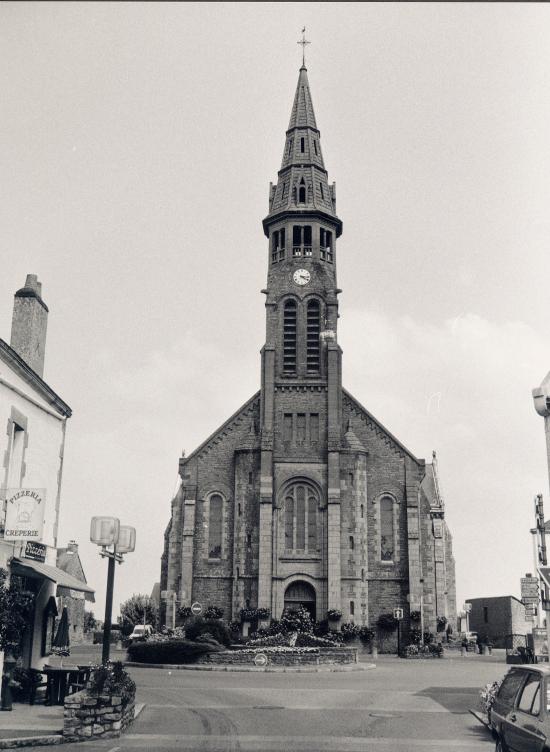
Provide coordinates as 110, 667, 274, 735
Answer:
283, 581, 316, 621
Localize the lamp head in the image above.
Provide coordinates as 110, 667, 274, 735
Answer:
90, 516, 120, 547
117, 525, 136, 554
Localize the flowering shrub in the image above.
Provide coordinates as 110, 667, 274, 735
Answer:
410, 611, 421, 622
480, 680, 503, 716
296, 633, 339, 647
403, 643, 443, 658
327, 609, 342, 621
178, 606, 193, 619
231, 646, 320, 655
148, 627, 186, 643
88, 662, 136, 704
280, 606, 313, 634
204, 606, 224, 620
340, 622, 360, 642
246, 633, 288, 648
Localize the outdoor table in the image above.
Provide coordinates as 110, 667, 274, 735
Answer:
43, 665, 89, 706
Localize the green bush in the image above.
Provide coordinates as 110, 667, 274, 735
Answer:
204, 606, 224, 620
184, 618, 231, 646
127, 638, 223, 664
340, 623, 360, 642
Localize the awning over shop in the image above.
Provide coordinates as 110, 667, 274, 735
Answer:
11, 557, 95, 602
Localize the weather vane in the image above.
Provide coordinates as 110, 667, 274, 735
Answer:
297, 27, 310, 67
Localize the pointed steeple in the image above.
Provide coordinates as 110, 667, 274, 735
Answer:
288, 66, 318, 131
263, 65, 342, 236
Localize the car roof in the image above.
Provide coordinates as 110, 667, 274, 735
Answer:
509, 665, 550, 676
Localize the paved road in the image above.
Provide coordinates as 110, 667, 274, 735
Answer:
33, 651, 507, 752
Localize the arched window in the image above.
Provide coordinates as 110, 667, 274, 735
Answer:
298, 179, 306, 203
283, 300, 297, 372
208, 494, 223, 558
380, 496, 394, 561
306, 300, 320, 373
284, 482, 319, 553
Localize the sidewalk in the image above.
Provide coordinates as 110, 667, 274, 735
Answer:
0, 704, 63, 747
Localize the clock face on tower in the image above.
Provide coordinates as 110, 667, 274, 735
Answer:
293, 269, 311, 286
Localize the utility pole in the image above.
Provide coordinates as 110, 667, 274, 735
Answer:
532, 377, 550, 651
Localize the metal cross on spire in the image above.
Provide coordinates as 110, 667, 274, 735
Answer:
297, 27, 310, 67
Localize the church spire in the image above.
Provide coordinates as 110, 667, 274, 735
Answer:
288, 65, 318, 132
263, 65, 342, 236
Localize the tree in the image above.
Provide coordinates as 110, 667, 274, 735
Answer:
0, 569, 35, 657
83, 611, 97, 633
119, 594, 157, 630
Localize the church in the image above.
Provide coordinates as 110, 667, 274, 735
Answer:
160, 62, 457, 636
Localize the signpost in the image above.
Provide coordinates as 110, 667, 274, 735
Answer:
191, 602, 202, 617
254, 653, 268, 667
393, 608, 404, 655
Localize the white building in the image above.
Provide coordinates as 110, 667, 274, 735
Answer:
0, 275, 93, 691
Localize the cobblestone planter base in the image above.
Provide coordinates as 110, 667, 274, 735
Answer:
199, 647, 358, 667
63, 689, 135, 743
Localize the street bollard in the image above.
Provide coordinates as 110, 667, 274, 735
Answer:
461, 646, 467, 657
371, 644, 378, 660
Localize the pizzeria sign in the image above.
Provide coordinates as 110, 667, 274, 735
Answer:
3, 489, 45, 541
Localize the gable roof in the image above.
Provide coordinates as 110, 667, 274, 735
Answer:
0, 339, 71, 417
342, 388, 422, 464
183, 391, 260, 463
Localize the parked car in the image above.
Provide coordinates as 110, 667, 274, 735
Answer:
127, 624, 153, 644
490, 664, 550, 751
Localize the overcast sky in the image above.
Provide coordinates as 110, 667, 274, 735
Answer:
2, 2, 550, 620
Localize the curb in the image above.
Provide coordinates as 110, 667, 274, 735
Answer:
124, 661, 375, 673
0, 735, 63, 749
0, 704, 147, 749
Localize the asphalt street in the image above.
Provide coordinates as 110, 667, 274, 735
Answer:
31, 648, 507, 752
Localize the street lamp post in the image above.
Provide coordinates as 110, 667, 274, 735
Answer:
90, 517, 136, 664
532, 376, 550, 651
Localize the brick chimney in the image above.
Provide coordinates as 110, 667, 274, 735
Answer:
10, 274, 49, 378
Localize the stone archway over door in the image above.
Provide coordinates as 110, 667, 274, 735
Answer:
284, 581, 316, 621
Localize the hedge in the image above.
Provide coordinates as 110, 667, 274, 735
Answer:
184, 618, 232, 646
127, 639, 223, 664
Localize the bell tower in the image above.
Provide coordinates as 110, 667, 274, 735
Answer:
257, 62, 344, 614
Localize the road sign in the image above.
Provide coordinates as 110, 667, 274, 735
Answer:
254, 653, 268, 667
393, 608, 404, 620
191, 601, 202, 616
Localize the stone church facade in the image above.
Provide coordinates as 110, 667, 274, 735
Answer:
160, 65, 457, 634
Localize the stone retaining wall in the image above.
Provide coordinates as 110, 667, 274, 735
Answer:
63, 689, 135, 742
200, 647, 358, 667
